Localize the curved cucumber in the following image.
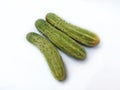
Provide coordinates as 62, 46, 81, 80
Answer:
46, 13, 100, 47
35, 19, 86, 60
26, 32, 66, 81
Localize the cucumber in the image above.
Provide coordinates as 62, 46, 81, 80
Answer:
35, 19, 86, 60
46, 13, 100, 47
26, 32, 66, 81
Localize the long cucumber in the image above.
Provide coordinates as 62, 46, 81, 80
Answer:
35, 19, 86, 60
46, 13, 100, 47
26, 32, 66, 81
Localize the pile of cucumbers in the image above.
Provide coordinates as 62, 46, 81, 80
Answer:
26, 13, 100, 81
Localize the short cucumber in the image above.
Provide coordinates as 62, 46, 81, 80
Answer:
46, 13, 100, 47
26, 32, 66, 81
35, 19, 86, 60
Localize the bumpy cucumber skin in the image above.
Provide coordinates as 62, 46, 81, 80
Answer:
35, 19, 86, 60
26, 32, 66, 81
46, 13, 100, 47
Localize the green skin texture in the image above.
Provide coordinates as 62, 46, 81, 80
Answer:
35, 19, 86, 60
46, 13, 100, 47
26, 32, 66, 81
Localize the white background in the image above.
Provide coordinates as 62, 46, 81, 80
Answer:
0, 0, 120, 90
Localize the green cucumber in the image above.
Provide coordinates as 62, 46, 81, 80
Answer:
26, 32, 66, 81
35, 19, 86, 60
46, 13, 100, 47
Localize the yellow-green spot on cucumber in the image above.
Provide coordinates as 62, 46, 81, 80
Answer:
35, 19, 86, 60
26, 32, 66, 81
46, 13, 100, 47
